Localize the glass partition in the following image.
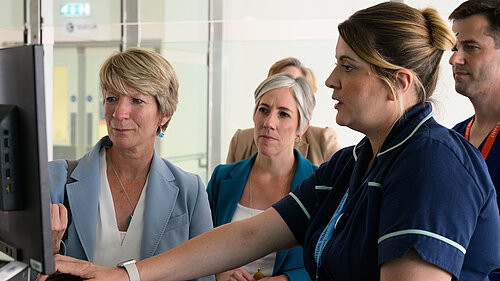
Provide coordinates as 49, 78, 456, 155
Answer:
52, 45, 120, 159
141, 0, 210, 182
51, 0, 122, 160
0, 0, 24, 47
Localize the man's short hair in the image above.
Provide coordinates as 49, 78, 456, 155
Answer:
449, 0, 500, 48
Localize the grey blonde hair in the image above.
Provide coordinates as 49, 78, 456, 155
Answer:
253, 73, 315, 134
99, 47, 179, 133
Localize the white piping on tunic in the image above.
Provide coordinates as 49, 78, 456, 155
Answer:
315, 185, 333, 191
378, 229, 466, 254
289, 192, 311, 220
367, 182, 383, 189
351, 108, 434, 161
293, 108, 434, 229
377, 109, 434, 157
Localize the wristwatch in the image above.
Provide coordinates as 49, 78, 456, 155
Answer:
117, 259, 140, 281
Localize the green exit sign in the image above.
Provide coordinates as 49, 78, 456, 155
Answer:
60, 3, 91, 17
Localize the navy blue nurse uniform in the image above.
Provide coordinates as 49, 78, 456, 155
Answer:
273, 103, 500, 281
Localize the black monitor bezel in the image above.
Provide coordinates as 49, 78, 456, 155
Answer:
0, 44, 54, 274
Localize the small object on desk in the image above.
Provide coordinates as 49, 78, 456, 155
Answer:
253, 267, 264, 280
45, 272, 83, 281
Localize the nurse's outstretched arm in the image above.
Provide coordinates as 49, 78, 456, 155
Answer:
53, 207, 298, 281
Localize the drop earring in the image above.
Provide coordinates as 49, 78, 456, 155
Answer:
158, 127, 165, 138
295, 135, 301, 144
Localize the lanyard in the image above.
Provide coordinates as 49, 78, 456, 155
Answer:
314, 178, 367, 279
464, 118, 500, 160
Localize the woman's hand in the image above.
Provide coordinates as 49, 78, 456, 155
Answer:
51, 204, 68, 254
38, 255, 129, 281
216, 268, 254, 281
216, 269, 289, 281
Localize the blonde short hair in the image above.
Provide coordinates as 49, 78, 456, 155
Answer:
99, 47, 179, 133
268, 57, 318, 93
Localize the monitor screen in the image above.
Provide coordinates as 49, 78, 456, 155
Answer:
0, 45, 54, 275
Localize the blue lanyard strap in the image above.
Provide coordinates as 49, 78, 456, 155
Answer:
314, 178, 368, 278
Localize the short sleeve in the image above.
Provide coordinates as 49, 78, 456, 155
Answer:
377, 138, 487, 277
273, 173, 319, 245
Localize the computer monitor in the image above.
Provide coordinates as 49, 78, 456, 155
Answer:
0, 45, 54, 277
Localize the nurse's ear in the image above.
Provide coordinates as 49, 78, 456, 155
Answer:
394, 69, 413, 98
386, 68, 413, 101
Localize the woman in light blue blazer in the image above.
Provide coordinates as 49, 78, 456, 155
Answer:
49, 48, 213, 281
207, 73, 316, 281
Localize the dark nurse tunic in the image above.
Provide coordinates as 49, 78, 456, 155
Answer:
274, 102, 500, 281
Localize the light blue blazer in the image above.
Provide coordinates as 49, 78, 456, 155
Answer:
50, 137, 214, 281
207, 150, 316, 281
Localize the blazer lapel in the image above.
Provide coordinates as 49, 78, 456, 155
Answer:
273, 251, 287, 275
66, 150, 101, 262
140, 153, 179, 259
217, 156, 254, 225
290, 150, 316, 191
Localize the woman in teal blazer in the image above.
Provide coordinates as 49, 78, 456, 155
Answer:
207, 151, 316, 281
207, 73, 317, 281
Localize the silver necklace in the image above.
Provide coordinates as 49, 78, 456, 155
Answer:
109, 157, 134, 225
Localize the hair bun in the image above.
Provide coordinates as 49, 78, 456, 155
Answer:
420, 8, 456, 51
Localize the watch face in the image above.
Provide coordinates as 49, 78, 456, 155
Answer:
117, 259, 137, 267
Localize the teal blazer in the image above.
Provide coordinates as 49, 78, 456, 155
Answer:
207, 150, 316, 281
49, 137, 214, 281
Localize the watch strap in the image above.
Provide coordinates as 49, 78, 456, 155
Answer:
123, 262, 140, 281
